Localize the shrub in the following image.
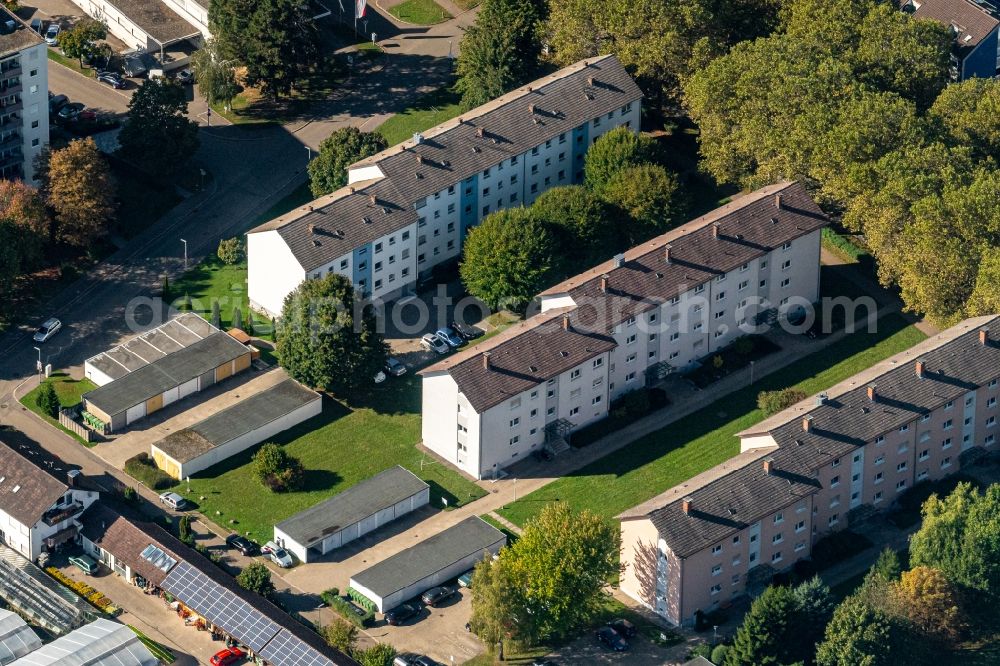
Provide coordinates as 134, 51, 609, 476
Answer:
711, 644, 730, 664
178, 515, 194, 545
322, 618, 357, 653
236, 562, 274, 598
615, 388, 651, 418
123, 453, 177, 490
252, 443, 305, 492
122, 486, 138, 504
354, 643, 397, 666
46, 567, 121, 615
217, 237, 243, 264
757, 388, 808, 416
36, 381, 60, 419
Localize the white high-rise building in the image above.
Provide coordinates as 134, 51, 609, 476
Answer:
0, 9, 48, 183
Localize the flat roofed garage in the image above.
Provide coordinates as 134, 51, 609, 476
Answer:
150, 377, 322, 480
274, 466, 429, 563
349, 516, 505, 612
82, 320, 252, 433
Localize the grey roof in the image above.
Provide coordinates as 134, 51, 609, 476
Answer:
0, 9, 43, 58
628, 315, 1000, 558
351, 517, 505, 599
86, 313, 215, 382
153, 378, 320, 463
0, 441, 68, 526
426, 181, 827, 413
98, 0, 200, 44
275, 466, 429, 547
0, 610, 41, 665
83, 331, 249, 417
249, 55, 643, 272
912, 0, 999, 57
8, 619, 156, 666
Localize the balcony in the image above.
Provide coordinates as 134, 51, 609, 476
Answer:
0, 132, 18, 151
0, 98, 22, 114
0, 81, 21, 96
0, 64, 22, 80
42, 501, 85, 527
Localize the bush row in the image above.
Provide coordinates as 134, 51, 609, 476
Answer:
46, 567, 121, 615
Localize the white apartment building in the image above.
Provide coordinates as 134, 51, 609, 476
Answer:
247, 55, 643, 317
419, 181, 827, 479
0, 441, 99, 561
0, 10, 48, 182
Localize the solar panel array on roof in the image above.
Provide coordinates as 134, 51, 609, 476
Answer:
161, 562, 281, 653
139, 544, 177, 573
257, 628, 335, 666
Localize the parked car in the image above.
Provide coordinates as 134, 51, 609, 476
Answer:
435, 326, 464, 348
393, 655, 420, 666
374, 370, 387, 384
57, 103, 85, 122
383, 602, 420, 626
457, 570, 474, 588
420, 333, 449, 355
158, 492, 189, 511
595, 625, 629, 651
69, 555, 98, 575
210, 647, 244, 666
175, 68, 194, 84
122, 54, 147, 77
262, 541, 293, 567
97, 71, 127, 89
47, 94, 68, 114
33, 317, 61, 343
384, 357, 407, 376
30, 18, 43, 35
420, 585, 457, 607
607, 618, 637, 637
451, 321, 484, 340
414, 658, 440, 666
225, 534, 259, 556
44, 23, 60, 45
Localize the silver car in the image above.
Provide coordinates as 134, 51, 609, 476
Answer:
158, 492, 189, 510
421, 333, 449, 355
33, 318, 61, 343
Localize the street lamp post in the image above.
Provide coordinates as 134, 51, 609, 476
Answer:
33, 346, 41, 383
180, 238, 188, 270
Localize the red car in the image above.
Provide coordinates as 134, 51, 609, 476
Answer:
210, 647, 244, 666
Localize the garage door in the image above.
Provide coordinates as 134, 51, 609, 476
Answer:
178, 378, 198, 399
321, 531, 342, 554
162, 386, 180, 407
359, 513, 379, 537
125, 403, 146, 425
377, 506, 395, 526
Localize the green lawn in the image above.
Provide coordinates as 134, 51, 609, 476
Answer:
47, 49, 95, 78
377, 85, 463, 146
497, 315, 927, 527
389, 0, 452, 24
19, 373, 99, 446
181, 375, 486, 541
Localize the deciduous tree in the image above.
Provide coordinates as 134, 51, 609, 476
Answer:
353, 643, 396, 666
459, 208, 559, 312
816, 593, 899, 666
321, 618, 357, 653
893, 566, 964, 644
191, 39, 239, 109
308, 128, 387, 197
530, 185, 616, 264
217, 237, 243, 264
236, 562, 275, 597
0, 180, 48, 238
58, 18, 108, 64
251, 442, 304, 492
601, 164, 680, 244
276, 273, 388, 393
583, 127, 656, 193
47, 138, 115, 247
118, 79, 199, 174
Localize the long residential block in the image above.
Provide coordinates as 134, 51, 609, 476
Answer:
619, 315, 1000, 626
246, 55, 643, 316
419, 181, 827, 480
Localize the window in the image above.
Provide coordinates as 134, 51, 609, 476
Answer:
919, 431, 931, 443
625, 371, 636, 381
31, 120, 38, 128
592, 377, 603, 388
795, 541, 806, 552
732, 574, 741, 585
732, 535, 741, 545
739, 280, 749, 290
917, 470, 928, 481
988, 416, 997, 428
942, 438, 952, 449
987, 434, 996, 446
942, 456, 952, 468
943, 419, 953, 430
712, 565, 722, 576
874, 472, 884, 484
781, 259, 792, 271
896, 480, 907, 491
716, 291, 726, 301
509, 436, 519, 445
547, 406, 555, 415
695, 284, 705, 294
669, 332, 680, 342
358, 261, 367, 271
774, 513, 784, 524
569, 406, 580, 416
782, 241, 792, 251
570, 368, 581, 380
374, 279, 382, 289
760, 279, 767, 288
828, 514, 839, 527
830, 496, 840, 508
921, 413, 931, 422
374, 261, 382, 272
340, 259, 348, 270
780, 278, 790, 288
771, 552, 783, 563
711, 544, 722, 555
896, 461, 907, 472
874, 455, 884, 466
874, 491, 883, 503
710, 584, 722, 595
989, 397, 997, 408
919, 449, 929, 461
875, 435, 885, 445
510, 417, 520, 427
899, 424, 909, 433
626, 334, 637, 344
761, 260, 768, 269
794, 520, 805, 533
714, 311, 725, 320
772, 533, 783, 544
830, 475, 840, 487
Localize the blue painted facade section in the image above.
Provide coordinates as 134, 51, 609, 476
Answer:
352, 243, 372, 298
460, 174, 480, 236
961, 29, 999, 79
571, 122, 589, 184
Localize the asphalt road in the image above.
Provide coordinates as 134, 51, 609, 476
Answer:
47, 57, 131, 116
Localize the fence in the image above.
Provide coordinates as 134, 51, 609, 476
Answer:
59, 408, 102, 442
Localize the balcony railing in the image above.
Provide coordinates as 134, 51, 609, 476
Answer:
42, 501, 85, 527
0, 64, 22, 79
0, 132, 19, 151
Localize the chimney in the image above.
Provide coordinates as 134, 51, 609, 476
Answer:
915, 360, 925, 378
600, 274, 609, 293
802, 415, 813, 433
349, 186, 356, 194
815, 393, 827, 407
980, 329, 990, 346
664, 244, 672, 264
775, 193, 783, 210
712, 222, 720, 239
613, 253, 625, 268
308, 223, 316, 234
482, 351, 491, 370
67, 469, 81, 487
369, 194, 377, 205
416, 154, 424, 164
562, 314, 571, 331
476, 127, 485, 138
587, 76, 595, 86
867, 385, 878, 402
763, 458, 774, 475
682, 497, 692, 515
528, 103, 535, 114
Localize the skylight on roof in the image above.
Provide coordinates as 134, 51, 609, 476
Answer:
141, 544, 178, 572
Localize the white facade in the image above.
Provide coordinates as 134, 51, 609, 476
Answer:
421, 227, 823, 480
0, 488, 98, 561
0, 39, 48, 183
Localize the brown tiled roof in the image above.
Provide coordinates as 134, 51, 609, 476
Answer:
626, 315, 1000, 558
421, 307, 617, 413
0, 441, 68, 526
913, 0, 999, 57
248, 55, 642, 273
79, 505, 181, 586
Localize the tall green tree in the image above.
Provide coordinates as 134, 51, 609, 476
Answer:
601, 164, 680, 244
864, 547, 902, 586
530, 185, 616, 264
724, 584, 799, 666
57, 18, 108, 64
191, 39, 240, 110
35, 381, 60, 419
455, 0, 542, 109
815, 593, 899, 666
583, 127, 656, 193
210, 0, 321, 98
308, 128, 388, 197
236, 562, 275, 597
118, 79, 200, 174
459, 208, 559, 311
276, 273, 388, 393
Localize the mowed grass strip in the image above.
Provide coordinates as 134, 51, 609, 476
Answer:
497, 315, 927, 526
19, 373, 99, 447
376, 85, 463, 146
389, 0, 452, 25
183, 374, 485, 541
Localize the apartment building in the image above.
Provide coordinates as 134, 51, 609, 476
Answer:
0, 9, 48, 182
0, 441, 99, 561
618, 314, 1000, 626
247, 55, 643, 317
419, 181, 827, 480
